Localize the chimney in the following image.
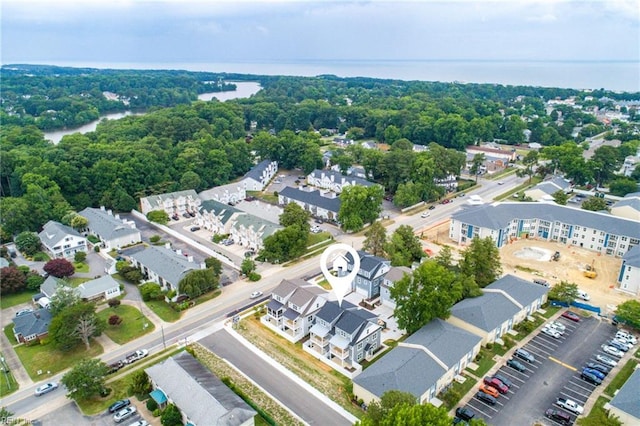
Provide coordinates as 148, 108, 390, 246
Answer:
100, 206, 106, 211
115, 214, 120, 220
200, 262, 206, 270
187, 256, 194, 262
107, 209, 113, 216
176, 249, 182, 255
164, 242, 171, 250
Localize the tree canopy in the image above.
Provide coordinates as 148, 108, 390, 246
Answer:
356, 390, 454, 426
459, 237, 502, 288
338, 185, 384, 232
49, 302, 104, 351
385, 225, 424, 267
61, 358, 108, 400
547, 281, 579, 303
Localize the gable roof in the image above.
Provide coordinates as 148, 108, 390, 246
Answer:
316, 300, 358, 323
451, 202, 640, 240
13, 309, 52, 338
79, 207, 140, 241
334, 307, 377, 337
346, 251, 390, 276
76, 275, 120, 299
450, 291, 521, 332
279, 186, 341, 213
130, 245, 199, 287
609, 367, 640, 420
40, 276, 67, 298
485, 274, 549, 307
309, 169, 374, 187
145, 352, 256, 426
353, 346, 445, 400
622, 245, 640, 268
38, 221, 82, 247
199, 199, 242, 224
383, 266, 412, 284
271, 279, 301, 300
531, 182, 564, 196
243, 159, 274, 182
233, 214, 281, 239
142, 189, 199, 208
404, 319, 482, 368
612, 196, 640, 212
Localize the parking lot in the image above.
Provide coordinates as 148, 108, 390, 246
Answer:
460, 311, 625, 426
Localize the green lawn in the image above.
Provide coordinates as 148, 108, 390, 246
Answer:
67, 277, 92, 287
145, 300, 181, 322
73, 262, 89, 273
97, 305, 155, 345
494, 176, 542, 201
604, 358, 638, 397
4, 325, 18, 345
466, 348, 497, 378
307, 231, 332, 246
0, 290, 38, 309
14, 340, 103, 380
0, 352, 19, 397
441, 374, 478, 410
538, 305, 562, 319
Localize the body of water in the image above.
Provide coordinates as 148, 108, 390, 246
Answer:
43, 82, 261, 144
39, 59, 640, 93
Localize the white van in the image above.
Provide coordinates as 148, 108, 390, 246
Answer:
577, 290, 590, 301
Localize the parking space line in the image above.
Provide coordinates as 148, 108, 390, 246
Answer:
561, 388, 591, 400
527, 342, 554, 356
549, 356, 577, 371
499, 370, 526, 384
473, 399, 500, 413
536, 335, 560, 346
467, 402, 494, 418
568, 379, 596, 393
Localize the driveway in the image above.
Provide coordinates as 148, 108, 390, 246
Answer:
198, 329, 353, 426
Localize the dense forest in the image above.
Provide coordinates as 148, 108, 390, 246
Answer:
1, 65, 638, 239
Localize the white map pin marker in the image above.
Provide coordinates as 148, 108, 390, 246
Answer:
320, 243, 360, 307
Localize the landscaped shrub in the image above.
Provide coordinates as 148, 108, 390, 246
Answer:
146, 398, 158, 412
32, 252, 49, 261
108, 299, 121, 308
140, 282, 162, 301
74, 251, 87, 262
149, 235, 161, 244
248, 272, 261, 282
94, 246, 100, 252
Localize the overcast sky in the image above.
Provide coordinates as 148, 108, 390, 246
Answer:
2, 0, 639, 65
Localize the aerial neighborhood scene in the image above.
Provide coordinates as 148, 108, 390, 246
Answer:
1, 1, 639, 426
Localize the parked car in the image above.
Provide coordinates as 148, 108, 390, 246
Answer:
34, 382, 58, 396
608, 339, 630, 352
479, 383, 499, 398
493, 373, 513, 389
582, 367, 605, 380
497, 181, 504, 185
585, 362, 611, 375
616, 330, 637, 345
428, 205, 436, 210
545, 409, 571, 425
250, 291, 263, 299
189, 226, 201, 232
421, 212, 430, 218
506, 358, 527, 372
561, 311, 581, 322
113, 406, 137, 423
581, 370, 603, 385
188, 211, 196, 217
244, 250, 256, 258
15, 308, 33, 317
601, 344, 624, 358
514, 348, 536, 363
171, 214, 179, 221
541, 325, 562, 339
108, 399, 131, 413
548, 321, 566, 333
483, 376, 508, 394
474, 391, 497, 405
126, 421, 149, 426
596, 354, 618, 367
455, 406, 475, 421
182, 212, 191, 218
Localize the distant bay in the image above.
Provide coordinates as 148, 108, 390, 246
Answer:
32, 59, 640, 93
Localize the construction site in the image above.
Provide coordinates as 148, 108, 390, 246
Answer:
420, 220, 633, 313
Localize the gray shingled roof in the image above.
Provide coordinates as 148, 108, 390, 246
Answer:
243, 159, 273, 182
346, 251, 390, 275
76, 275, 120, 299
316, 300, 358, 323
334, 308, 377, 338
450, 292, 520, 332
142, 189, 198, 208
486, 274, 549, 307
451, 202, 640, 239
233, 214, 281, 239
145, 352, 256, 426
622, 245, 640, 267
199, 200, 242, 225
38, 221, 82, 247
271, 279, 300, 300
404, 319, 482, 368
532, 182, 563, 196
609, 367, 640, 420
13, 309, 52, 338
309, 169, 374, 187
79, 208, 140, 241
279, 186, 341, 213
612, 197, 640, 212
353, 346, 445, 400
130, 246, 198, 287
383, 266, 412, 284
40, 276, 67, 298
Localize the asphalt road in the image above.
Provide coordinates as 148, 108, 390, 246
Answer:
199, 329, 353, 426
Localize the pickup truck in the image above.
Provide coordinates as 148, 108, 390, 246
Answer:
556, 397, 584, 414
123, 349, 149, 364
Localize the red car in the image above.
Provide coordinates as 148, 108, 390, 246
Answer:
561, 311, 581, 322
483, 376, 508, 394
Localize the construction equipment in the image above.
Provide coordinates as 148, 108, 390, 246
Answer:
552, 251, 560, 261
584, 260, 597, 279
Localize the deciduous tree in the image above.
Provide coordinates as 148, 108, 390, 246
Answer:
14, 231, 41, 256
548, 281, 579, 303
178, 268, 218, 299
146, 210, 169, 225
161, 403, 183, 426
581, 196, 608, 212
552, 190, 569, 205
338, 185, 384, 232
470, 153, 485, 182
391, 260, 463, 334
0, 266, 26, 294
204, 257, 222, 276
241, 258, 256, 276
615, 300, 640, 330
61, 358, 108, 400
49, 302, 104, 351
43, 258, 75, 278
459, 237, 502, 288
357, 390, 454, 426
385, 225, 424, 267
49, 285, 81, 316
362, 222, 387, 257
279, 202, 310, 230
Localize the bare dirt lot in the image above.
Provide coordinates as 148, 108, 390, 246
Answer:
420, 221, 633, 312
499, 239, 631, 311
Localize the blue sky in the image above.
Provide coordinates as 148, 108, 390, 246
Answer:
2, 0, 639, 65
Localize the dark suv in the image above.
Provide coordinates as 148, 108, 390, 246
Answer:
455, 406, 475, 421
474, 391, 496, 405
108, 399, 131, 413
545, 409, 571, 425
